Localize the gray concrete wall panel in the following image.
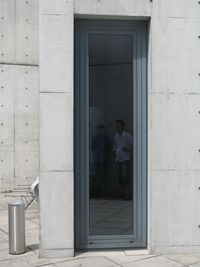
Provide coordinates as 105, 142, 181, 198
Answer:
74, 0, 152, 17
40, 0, 73, 15
150, 170, 200, 253
0, 65, 14, 148
14, 66, 39, 186
0, 65, 15, 189
150, 94, 200, 170
39, 0, 74, 257
0, 0, 15, 63
0, 0, 39, 189
152, 0, 200, 19
148, 0, 200, 253
39, 14, 73, 92
40, 93, 73, 171
39, 171, 73, 254
0, 64, 38, 189
15, 151, 38, 187
0, 0, 38, 65
151, 17, 200, 94
15, 0, 39, 65
0, 150, 14, 189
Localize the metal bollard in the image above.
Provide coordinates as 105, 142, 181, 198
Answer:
8, 200, 26, 254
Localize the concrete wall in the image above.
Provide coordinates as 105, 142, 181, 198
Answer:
39, 0, 74, 258
149, 1, 200, 254
0, 0, 38, 189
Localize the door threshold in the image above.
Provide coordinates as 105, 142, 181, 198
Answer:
75, 248, 149, 257
124, 249, 149, 255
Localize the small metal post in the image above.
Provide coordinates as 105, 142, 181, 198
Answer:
8, 200, 26, 254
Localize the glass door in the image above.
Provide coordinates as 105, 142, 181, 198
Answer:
75, 20, 147, 249
89, 34, 133, 236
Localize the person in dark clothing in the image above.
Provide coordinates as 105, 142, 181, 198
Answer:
91, 124, 109, 197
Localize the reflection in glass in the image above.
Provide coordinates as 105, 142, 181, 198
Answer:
89, 34, 133, 236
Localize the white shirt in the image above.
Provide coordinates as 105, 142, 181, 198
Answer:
113, 131, 132, 163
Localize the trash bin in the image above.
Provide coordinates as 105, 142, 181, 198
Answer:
8, 200, 25, 254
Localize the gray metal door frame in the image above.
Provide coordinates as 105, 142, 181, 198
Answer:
75, 19, 147, 250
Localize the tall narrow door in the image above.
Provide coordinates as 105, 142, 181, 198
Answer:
75, 20, 147, 249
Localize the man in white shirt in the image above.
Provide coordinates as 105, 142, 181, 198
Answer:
113, 119, 132, 200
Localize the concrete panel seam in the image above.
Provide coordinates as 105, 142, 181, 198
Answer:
40, 14, 62, 16
40, 248, 73, 250
154, 245, 200, 248
153, 16, 200, 20
14, 0, 16, 63
40, 170, 73, 173
129, 255, 160, 264
168, 16, 200, 19
150, 169, 200, 171
13, 66, 16, 188
0, 63, 39, 67
39, 92, 71, 94
150, 92, 200, 95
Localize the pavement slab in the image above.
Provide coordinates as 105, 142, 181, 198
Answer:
0, 255, 55, 267
164, 254, 200, 266
54, 256, 117, 267
104, 254, 155, 265
124, 255, 184, 267
0, 248, 36, 261
190, 264, 200, 267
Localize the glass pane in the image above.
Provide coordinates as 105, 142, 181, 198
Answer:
89, 34, 133, 236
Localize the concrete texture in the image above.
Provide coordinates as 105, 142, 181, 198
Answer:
15, 0, 39, 65
150, 17, 200, 94
39, 14, 73, 93
150, 94, 200, 170
0, 65, 15, 188
0, 0, 15, 63
0, 64, 39, 189
74, 0, 151, 17
39, 0, 74, 257
40, 0, 73, 16
0, 0, 38, 65
150, 170, 200, 246
2, 194, 200, 266
39, 171, 73, 250
0, 0, 39, 189
148, 0, 200, 253
40, 93, 73, 171
152, 0, 200, 18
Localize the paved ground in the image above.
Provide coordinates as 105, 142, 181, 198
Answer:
1, 193, 200, 266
